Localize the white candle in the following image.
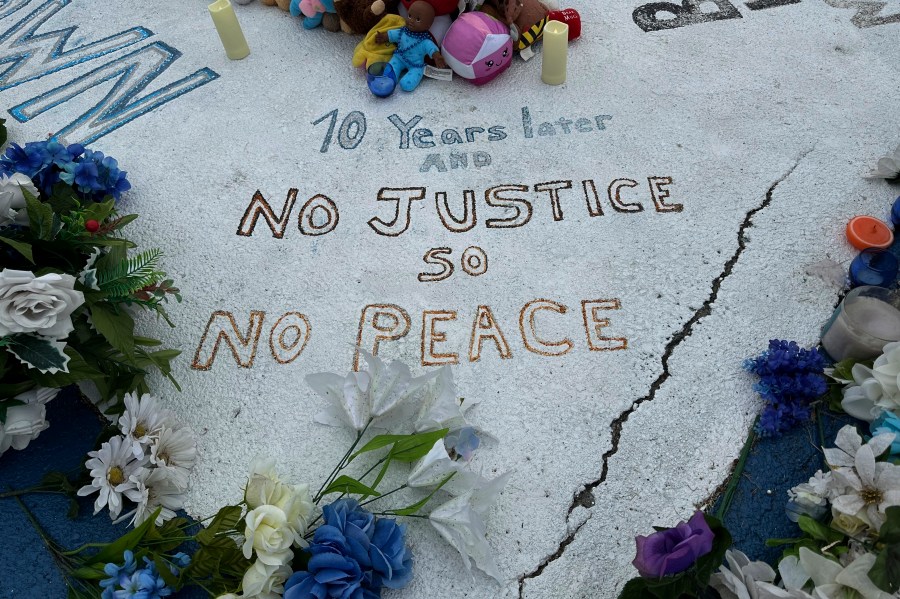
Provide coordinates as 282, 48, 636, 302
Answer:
821, 288, 900, 362
209, 0, 251, 60
541, 20, 568, 86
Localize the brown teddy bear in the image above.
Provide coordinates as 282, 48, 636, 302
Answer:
481, 0, 549, 52
334, 0, 400, 34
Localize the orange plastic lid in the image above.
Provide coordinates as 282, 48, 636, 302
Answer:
846, 216, 894, 250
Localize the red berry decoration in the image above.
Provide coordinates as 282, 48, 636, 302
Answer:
85, 219, 100, 233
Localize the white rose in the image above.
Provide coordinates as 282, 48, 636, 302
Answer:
242, 505, 293, 565
270, 482, 314, 543
0, 172, 37, 227
0, 387, 59, 455
831, 508, 872, 537
0, 270, 84, 338
241, 559, 291, 599
215, 595, 240, 599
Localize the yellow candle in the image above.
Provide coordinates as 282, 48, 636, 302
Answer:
208, 0, 250, 60
541, 20, 568, 86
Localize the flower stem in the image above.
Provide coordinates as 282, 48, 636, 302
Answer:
714, 417, 758, 520
314, 420, 371, 503
370, 511, 428, 519
360, 484, 407, 508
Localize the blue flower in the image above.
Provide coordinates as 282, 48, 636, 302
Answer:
284, 525, 375, 599
872, 411, 900, 456
98, 552, 173, 599
444, 427, 480, 461
368, 518, 413, 589
101, 550, 138, 594
170, 552, 191, 570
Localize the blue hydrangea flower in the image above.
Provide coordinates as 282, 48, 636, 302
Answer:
368, 518, 413, 589
286, 500, 413, 598
98, 552, 174, 599
745, 340, 826, 437
101, 550, 138, 596
444, 427, 480, 461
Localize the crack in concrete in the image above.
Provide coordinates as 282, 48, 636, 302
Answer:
516, 149, 814, 598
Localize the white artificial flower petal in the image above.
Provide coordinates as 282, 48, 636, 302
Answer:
406, 439, 476, 494
0, 172, 37, 227
824, 425, 863, 469
867, 432, 896, 460
709, 549, 776, 599
76, 435, 146, 520
414, 366, 479, 433
360, 348, 420, 418
841, 387, 882, 423
777, 555, 808, 591
832, 552, 893, 599
0, 270, 84, 338
307, 371, 371, 431
150, 425, 197, 489
797, 548, 843, 589
119, 392, 176, 458
0, 387, 58, 455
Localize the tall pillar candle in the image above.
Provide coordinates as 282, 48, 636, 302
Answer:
209, 0, 251, 60
541, 20, 568, 85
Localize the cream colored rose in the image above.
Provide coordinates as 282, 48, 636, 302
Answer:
0, 270, 84, 338
241, 559, 291, 599
271, 482, 314, 543
242, 505, 293, 565
0, 173, 37, 227
831, 508, 871, 537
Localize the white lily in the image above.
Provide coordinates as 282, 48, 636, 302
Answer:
709, 549, 777, 599
407, 439, 477, 495
770, 548, 893, 599
823, 426, 893, 470
308, 371, 371, 431
429, 471, 511, 582
414, 366, 478, 432
830, 437, 900, 532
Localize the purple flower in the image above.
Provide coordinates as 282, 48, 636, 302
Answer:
632, 511, 715, 578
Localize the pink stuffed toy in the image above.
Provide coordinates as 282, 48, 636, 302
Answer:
441, 12, 512, 86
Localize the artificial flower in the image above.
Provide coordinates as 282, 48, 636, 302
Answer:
445, 426, 480, 461
823, 425, 894, 470
60, 149, 131, 201
841, 363, 889, 422
0, 269, 84, 338
119, 392, 175, 458
120, 467, 187, 527
709, 549, 777, 599
284, 524, 372, 599
429, 471, 511, 582
0, 172, 37, 227
241, 559, 292, 599
786, 473, 830, 522
149, 425, 197, 489
359, 348, 430, 425
0, 140, 84, 197
871, 411, 900, 457
308, 370, 371, 431
77, 435, 146, 519
0, 387, 58, 455
244, 457, 315, 544
830, 443, 900, 532
775, 548, 893, 599
368, 517, 413, 589
414, 366, 479, 433
866, 144, 900, 179
243, 505, 294, 566
632, 510, 715, 578
830, 507, 872, 537
407, 439, 475, 495
870, 342, 900, 409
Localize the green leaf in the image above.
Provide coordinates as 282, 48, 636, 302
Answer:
196, 505, 244, 546
351, 433, 412, 460
765, 537, 805, 547
797, 515, 844, 544
154, 556, 180, 588
618, 578, 649, 599
90, 303, 135, 360
0, 235, 34, 263
880, 506, 900, 544
869, 543, 900, 594
71, 564, 108, 581
82, 200, 116, 224
831, 358, 858, 381
389, 473, 455, 516
82, 508, 161, 566
23, 189, 55, 240
389, 428, 449, 462
5, 334, 69, 373
322, 475, 381, 498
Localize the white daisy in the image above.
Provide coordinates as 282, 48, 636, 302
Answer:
149, 426, 197, 489
121, 467, 187, 527
118, 392, 175, 458
76, 435, 147, 519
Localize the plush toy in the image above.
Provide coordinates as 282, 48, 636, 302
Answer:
482, 0, 548, 52
353, 14, 406, 67
235, 0, 292, 8
335, 0, 400, 34
290, 0, 342, 31
374, 1, 447, 92
441, 12, 511, 85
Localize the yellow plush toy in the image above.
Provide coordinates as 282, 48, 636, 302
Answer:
352, 14, 406, 68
